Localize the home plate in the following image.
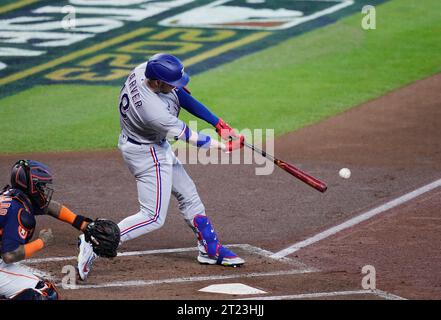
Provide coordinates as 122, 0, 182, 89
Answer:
199, 283, 267, 295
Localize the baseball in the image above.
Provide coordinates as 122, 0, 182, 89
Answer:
339, 168, 351, 179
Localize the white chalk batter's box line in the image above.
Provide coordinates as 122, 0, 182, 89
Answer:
238, 290, 406, 300
24, 243, 317, 290
271, 178, 441, 259
23, 244, 405, 300
26, 244, 307, 267
23, 244, 407, 299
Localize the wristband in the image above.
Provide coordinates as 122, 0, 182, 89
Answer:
196, 133, 211, 148
73, 215, 93, 231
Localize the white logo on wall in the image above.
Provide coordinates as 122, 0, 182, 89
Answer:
361, 265, 376, 290
160, 0, 355, 30
61, 265, 78, 289
61, 5, 76, 30
171, 122, 275, 176
361, 5, 376, 30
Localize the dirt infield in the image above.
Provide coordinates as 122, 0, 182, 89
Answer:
1, 73, 440, 300
297, 188, 441, 300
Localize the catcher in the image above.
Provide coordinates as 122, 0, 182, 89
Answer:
0, 160, 120, 300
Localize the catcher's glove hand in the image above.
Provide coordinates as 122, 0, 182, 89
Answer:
84, 218, 120, 258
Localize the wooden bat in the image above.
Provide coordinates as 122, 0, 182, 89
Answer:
243, 141, 328, 193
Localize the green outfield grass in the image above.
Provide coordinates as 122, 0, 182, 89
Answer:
0, 0, 440, 153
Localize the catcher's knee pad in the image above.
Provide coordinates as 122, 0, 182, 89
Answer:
193, 215, 220, 258
13, 280, 60, 300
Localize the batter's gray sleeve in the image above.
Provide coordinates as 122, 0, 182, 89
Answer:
145, 114, 186, 140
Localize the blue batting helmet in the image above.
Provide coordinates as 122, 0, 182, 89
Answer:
10, 160, 54, 209
145, 53, 189, 88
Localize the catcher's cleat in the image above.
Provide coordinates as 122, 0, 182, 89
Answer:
77, 234, 97, 281
197, 242, 245, 267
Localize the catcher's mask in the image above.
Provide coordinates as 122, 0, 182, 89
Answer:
10, 160, 54, 210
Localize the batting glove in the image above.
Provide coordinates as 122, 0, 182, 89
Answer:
225, 135, 244, 153
215, 118, 240, 141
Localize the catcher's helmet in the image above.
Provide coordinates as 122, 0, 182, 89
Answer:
10, 160, 54, 210
145, 53, 189, 88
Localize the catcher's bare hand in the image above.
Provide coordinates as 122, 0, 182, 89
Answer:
39, 228, 54, 246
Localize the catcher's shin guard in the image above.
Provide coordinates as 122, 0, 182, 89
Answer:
193, 215, 244, 267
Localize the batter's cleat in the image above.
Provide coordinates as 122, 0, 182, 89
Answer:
77, 234, 97, 281
197, 242, 245, 267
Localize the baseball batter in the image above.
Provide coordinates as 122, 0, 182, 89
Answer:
78, 53, 245, 280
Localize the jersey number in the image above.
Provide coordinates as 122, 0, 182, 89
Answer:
0, 198, 11, 216
119, 93, 130, 120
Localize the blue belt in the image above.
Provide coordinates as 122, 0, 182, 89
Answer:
127, 136, 142, 145
126, 135, 166, 145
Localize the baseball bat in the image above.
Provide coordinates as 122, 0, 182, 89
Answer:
243, 141, 328, 193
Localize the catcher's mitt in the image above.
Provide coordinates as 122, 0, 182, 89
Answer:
84, 218, 120, 258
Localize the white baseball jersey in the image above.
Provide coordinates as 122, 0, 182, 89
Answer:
119, 62, 186, 144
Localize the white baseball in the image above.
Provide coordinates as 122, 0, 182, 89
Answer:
339, 168, 351, 179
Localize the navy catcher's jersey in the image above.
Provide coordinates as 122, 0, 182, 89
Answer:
0, 189, 37, 254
